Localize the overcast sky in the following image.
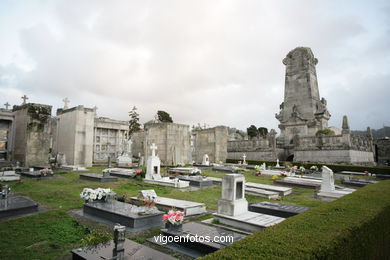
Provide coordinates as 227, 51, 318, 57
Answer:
0, 0, 389, 132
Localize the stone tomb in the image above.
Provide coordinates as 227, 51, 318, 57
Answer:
130, 190, 206, 216
21, 168, 53, 178
246, 182, 292, 196
144, 144, 189, 188
177, 175, 214, 188
1, 186, 38, 219
0, 170, 20, 182
168, 167, 201, 175
72, 224, 175, 260
342, 178, 378, 187
274, 176, 322, 188
213, 174, 285, 232
212, 165, 241, 173
249, 202, 309, 218
79, 172, 118, 182
104, 168, 137, 179
83, 200, 163, 231
150, 222, 246, 258
317, 166, 355, 198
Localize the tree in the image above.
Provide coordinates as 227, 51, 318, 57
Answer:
157, 110, 173, 123
247, 125, 258, 138
128, 106, 141, 137
258, 127, 268, 137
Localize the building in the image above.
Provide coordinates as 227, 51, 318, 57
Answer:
93, 117, 128, 164
0, 108, 15, 164
143, 122, 191, 166
192, 126, 228, 164
12, 103, 53, 167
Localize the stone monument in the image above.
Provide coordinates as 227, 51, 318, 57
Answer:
317, 166, 355, 198
117, 139, 132, 168
202, 154, 210, 166
217, 174, 248, 216
145, 143, 161, 180
242, 154, 247, 165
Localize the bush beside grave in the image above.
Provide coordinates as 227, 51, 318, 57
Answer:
226, 159, 390, 175
201, 180, 390, 260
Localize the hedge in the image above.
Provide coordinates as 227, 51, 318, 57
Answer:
201, 180, 390, 260
226, 159, 390, 175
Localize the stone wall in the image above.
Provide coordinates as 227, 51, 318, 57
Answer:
131, 131, 145, 158
12, 103, 52, 167
144, 122, 190, 166
228, 150, 277, 161
294, 150, 375, 166
192, 126, 228, 163
55, 106, 95, 167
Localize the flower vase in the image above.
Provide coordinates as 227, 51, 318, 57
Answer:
165, 222, 182, 231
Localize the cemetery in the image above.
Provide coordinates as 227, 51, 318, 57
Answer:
0, 52, 389, 258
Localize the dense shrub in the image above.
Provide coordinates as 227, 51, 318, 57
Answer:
202, 180, 390, 260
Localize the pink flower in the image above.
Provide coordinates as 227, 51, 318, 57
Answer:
162, 215, 169, 221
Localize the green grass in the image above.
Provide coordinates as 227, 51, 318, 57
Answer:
0, 166, 347, 259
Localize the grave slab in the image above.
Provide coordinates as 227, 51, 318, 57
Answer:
83, 200, 163, 230
104, 168, 137, 179
0, 171, 20, 181
79, 173, 118, 182
342, 179, 378, 187
246, 182, 292, 196
248, 202, 309, 218
178, 175, 214, 187
21, 170, 53, 179
130, 196, 206, 216
213, 211, 285, 232
0, 194, 39, 219
72, 238, 176, 260
149, 222, 246, 258
245, 187, 279, 199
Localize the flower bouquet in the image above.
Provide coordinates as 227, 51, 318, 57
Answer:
80, 188, 116, 202
39, 168, 53, 176
162, 209, 184, 230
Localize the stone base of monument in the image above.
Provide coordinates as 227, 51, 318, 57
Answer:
213, 211, 285, 232
72, 238, 176, 260
79, 173, 118, 182
82, 200, 163, 230
130, 196, 206, 216
246, 182, 292, 196
144, 178, 190, 188
148, 222, 246, 258
248, 202, 310, 218
0, 171, 21, 182
0, 194, 39, 219
245, 187, 279, 199
177, 176, 214, 188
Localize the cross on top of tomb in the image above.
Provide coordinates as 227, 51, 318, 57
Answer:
4, 102, 10, 110
63, 97, 70, 109
21, 95, 28, 105
150, 143, 157, 157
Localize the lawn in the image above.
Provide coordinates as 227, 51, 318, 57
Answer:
0, 166, 327, 259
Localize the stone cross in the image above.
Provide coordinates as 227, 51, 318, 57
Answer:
21, 95, 28, 105
242, 154, 247, 164
150, 143, 157, 157
4, 102, 10, 110
62, 97, 70, 109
